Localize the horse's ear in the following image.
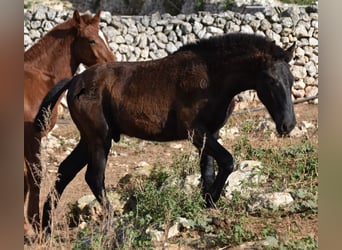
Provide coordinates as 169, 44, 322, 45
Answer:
72, 10, 82, 32
284, 42, 296, 62
73, 10, 81, 24
93, 10, 101, 23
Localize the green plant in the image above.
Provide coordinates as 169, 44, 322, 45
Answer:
231, 220, 256, 245
24, 1, 32, 9
279, 0, 316, 5
195, 0, 205, 12
223, 0, 235, 10
280, 235, 318, 249
163, 0, 184, 15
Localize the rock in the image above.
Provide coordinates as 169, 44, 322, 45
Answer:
305, 86, 318, 98
305, 61, 317, 77
293, 79, 306, 90
170, 143, 183, 149
137, 161, 150, 168
147, 222, 180, 241
225, 160, 267, 199
184, 174, 201, 193
30, 20, 41, 30
257, 119, 276, 132
220, 126, 239, 139
207, 26, 224, 35
292, 65, 307, 80
309, 37, 318, 46
260, 19, 272, 31
157, 32, 168, 43
289, 126, 306, 137
202, 14, 214, 25
100, 11, 112, 24
124, 34, 134, 45
294, 24, 308, 37
281, 17, 293, 28
33, 7, 46, 20
166, 42, 177, 53
181, 22, 192, 34
272, 23, 282, 34
240, 25, 254, 34
193, 21, 203, 34
251, 192, 294, 210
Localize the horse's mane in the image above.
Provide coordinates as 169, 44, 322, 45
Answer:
24, 13, 95, 61
176, 33, 288, 61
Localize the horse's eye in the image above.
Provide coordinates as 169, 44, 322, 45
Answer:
88, 39, 96, 45
269, 79, 278, 86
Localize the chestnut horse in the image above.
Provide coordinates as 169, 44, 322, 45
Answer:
35, 33, 296, 233
24, 10, 115, 234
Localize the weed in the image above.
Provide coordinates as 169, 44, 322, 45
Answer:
279, 0, 316, 5
223, 0, 235, 10
195, 0, 205, 12
163, 0, 185, 15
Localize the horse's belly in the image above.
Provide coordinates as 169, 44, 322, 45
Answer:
118, 114, 187, 142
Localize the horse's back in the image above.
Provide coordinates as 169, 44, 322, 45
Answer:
66, 54, 213, 142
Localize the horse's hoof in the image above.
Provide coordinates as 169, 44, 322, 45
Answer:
203, 193, 216, 208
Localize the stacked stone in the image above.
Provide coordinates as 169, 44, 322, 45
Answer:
24, 4, 318, 102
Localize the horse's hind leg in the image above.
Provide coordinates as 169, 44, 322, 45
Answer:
24, 160, 34, 235
42, 139, 88, 232
24, 126, 43, 232
85, 136, 112, 210
25, 153, 42, 231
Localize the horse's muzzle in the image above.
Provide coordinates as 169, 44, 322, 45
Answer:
277, 119, 296, 136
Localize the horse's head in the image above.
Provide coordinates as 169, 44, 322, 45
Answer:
71, 10, 116, 66
255, 43, 296, 136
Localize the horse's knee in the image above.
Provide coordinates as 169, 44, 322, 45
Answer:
85, 171, 95, 188
217, 153, 234, 174
85, 168, 103, 193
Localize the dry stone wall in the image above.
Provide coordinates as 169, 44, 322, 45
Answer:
24, 4, 318, 103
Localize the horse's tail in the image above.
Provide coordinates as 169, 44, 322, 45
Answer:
34, 77, 73, 132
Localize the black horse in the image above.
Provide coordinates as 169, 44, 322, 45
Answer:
35, 33, 296, 232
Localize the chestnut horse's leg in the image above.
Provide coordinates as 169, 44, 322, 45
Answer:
42, 139, 88, 232
24, 161, 32, 235
24, 132, 42, 231
193, 130, 234, 206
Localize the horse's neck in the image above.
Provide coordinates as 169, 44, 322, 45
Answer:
211, 58, 257, 95
25, 28, 77, 80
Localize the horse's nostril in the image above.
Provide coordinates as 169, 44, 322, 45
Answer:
280, 121, 296, 135
281, 123, 288, 133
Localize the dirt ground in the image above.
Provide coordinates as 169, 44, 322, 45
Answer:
37, 101, 318, 232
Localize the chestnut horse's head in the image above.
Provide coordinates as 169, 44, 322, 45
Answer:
71, 10, 116, 66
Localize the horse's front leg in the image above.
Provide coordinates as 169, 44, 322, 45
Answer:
194, 130, 234, 206
199, 131, 220, 202
199, 154, 215, 195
